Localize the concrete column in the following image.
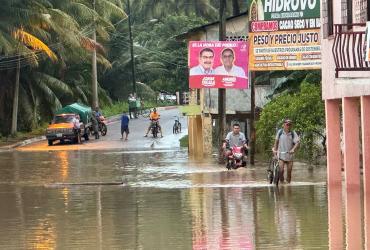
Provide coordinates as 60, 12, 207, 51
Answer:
342, 97, 362, 249
188, 117, 195, 155
361, 95, 370, 249
195, 116, 203, 157
325, 99, 342, 185
328, 185, 343, 250
342, 97, 361, 187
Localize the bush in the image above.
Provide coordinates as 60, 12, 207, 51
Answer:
180, 135, 189, 147
256, 83, 325, 163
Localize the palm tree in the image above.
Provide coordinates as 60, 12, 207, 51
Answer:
11, 29, 57, 134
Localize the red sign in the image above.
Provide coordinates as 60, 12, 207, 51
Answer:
188, 41, 249, 89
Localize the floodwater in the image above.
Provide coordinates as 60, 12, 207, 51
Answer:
0, 148, 361, 249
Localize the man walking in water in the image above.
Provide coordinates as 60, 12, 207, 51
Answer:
272, 118, 300, 184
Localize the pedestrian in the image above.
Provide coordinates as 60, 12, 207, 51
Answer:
272, 118, 300, 184
72, 114, 82, 144
128, 94, 136, 119
91, 110, 100, 139
121, 112, 130, 140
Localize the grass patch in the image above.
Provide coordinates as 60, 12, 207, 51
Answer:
180, 135, 189, 147
0, 123, 48, 147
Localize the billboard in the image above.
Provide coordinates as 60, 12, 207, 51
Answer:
248, 0, 321, 71
188, 41, 249, 89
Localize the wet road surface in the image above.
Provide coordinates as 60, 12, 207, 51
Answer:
18, 108, 186, 152
0, 108, 359, 249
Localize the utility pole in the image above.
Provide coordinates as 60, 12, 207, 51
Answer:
218, 0, 226, 161
91, 0, 98, 109
127, 0, 136, 95
250, 72, 256, 165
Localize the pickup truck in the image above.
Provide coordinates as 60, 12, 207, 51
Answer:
46, 113, 89, 146
46, 103, 92, 146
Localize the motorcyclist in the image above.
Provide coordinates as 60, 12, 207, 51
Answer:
94, 107, 102, 118
222, 123, 249, 165
144, 108, 163, 137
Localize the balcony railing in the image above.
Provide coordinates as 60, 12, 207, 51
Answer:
332, 23, 370, 78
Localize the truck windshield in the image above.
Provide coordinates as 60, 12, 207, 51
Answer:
53, 115, 74, 124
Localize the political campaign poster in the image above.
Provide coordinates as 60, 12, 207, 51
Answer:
248, 0, 321, 71
188, 41, 249, 89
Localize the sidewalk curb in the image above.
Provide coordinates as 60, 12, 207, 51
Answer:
0, 136, 46, 150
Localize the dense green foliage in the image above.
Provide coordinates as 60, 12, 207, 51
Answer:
256, 71, 325, 163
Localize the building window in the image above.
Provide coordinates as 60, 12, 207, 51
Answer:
328, 0, 334, 35
368, 0, 370, 20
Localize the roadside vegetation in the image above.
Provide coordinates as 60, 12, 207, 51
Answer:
256, 70, 325, 164
180, 135, 189, 148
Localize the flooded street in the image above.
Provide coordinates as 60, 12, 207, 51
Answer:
0, 148, 331, 249
0, 109, 359, 249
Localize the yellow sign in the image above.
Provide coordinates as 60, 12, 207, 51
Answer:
249, 29, 321, 71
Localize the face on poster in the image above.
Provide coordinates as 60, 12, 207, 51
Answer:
188, 41, 249, 89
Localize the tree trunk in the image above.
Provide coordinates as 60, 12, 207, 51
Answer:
11, 57, 20, 135
92, 0, 98, 109
232, 0, 240, 15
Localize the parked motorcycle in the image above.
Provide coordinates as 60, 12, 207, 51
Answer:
88, 115, 107, 137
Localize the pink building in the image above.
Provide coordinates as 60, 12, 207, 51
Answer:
322, 0, 370, 248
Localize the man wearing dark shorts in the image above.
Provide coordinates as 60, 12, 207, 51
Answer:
121, 113, 130, 140
272, 118, 300, 183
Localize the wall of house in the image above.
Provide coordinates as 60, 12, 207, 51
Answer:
321, 0, 370, 100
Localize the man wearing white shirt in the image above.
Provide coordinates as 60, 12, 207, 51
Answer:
190, 48, 215, 75
215, 48, 246, 78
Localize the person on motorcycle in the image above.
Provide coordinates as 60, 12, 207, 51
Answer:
222, 123, 249, 165
144, 108, 163, 137
91, 110, 100, 139
94, 107, 102, 118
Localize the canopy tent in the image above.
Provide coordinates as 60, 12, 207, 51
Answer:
55, 103, 92, 124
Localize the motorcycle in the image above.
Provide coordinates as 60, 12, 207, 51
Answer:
150, 119, 160, 138
226, 146, 246, 170
98, 116, 108, 136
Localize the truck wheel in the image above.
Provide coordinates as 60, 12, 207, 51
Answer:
48, 140, 53, 146
84, 128, 90, 141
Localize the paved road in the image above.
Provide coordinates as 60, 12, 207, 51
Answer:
18, 108, 187, 152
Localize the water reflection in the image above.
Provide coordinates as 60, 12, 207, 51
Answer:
0, 149, 331, 249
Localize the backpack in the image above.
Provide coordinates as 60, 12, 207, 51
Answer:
277, 129, 296, 145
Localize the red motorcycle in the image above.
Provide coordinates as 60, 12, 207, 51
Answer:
226, 146, 245, 170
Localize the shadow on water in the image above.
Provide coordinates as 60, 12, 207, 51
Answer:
0, 148, 362, 249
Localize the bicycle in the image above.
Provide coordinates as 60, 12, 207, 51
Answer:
267, 151, 290, 186
173, 116, 181, 134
